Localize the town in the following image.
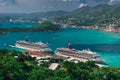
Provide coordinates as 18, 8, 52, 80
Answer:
1, 15, 120, 33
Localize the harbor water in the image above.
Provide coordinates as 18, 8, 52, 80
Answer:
0, 22, 120, 66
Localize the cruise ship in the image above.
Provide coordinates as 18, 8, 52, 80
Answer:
15, 38, 52, 52
55, 43, 104, 63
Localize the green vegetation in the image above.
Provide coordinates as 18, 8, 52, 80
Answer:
34, 21, 61, 31
0, 21, 61, 32
0, 28, 6, 35
54, 5, 120, 27
0, 32, 6, 35
0, 49, 120, 80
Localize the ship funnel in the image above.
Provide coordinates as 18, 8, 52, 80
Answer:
68, 43, 72, 49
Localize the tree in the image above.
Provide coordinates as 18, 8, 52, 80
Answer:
0, 54, 26, 80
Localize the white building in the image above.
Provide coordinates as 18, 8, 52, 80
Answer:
48, 63, 60, 70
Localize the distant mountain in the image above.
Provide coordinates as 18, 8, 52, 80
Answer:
68, 4, 120, 17
62, 4, 120, 26
0, 13, 27, 18
28, 5, 120, 18
29, 11, 68, 18
67, 6, 92, 16
0, 4, 120, 19
0, 11, 68, 18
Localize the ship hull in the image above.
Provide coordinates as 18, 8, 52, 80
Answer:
55, 48, 104, 64
15, 40, 52, 53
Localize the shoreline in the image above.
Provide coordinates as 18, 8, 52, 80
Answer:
0, 32, 8, 35
68, 26, 120, 34
80, 25, 120, 33
0, 21, 61, 33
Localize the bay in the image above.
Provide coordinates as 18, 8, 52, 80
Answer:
0, 21, 37, 28
1, 27, 120, 66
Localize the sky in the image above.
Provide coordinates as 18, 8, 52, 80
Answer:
0, 0, 120, 13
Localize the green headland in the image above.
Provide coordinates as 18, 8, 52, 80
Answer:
0, 21, 61, 34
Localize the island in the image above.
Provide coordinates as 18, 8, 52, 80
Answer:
0, 21, 61, 33
0, 28, 7, 35
0, 32, 4, 35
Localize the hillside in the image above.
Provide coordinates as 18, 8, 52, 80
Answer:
68, 4, 120, 17
0, 49, 120, 80
54, 4, 120, 26
30, 11, 68, 18
0, 11, 68, 18
3, 21, 61, 32
0, 5, 120, 26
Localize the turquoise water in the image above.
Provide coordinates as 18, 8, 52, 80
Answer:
1, 26, 120, 66
0, 21, 37, 28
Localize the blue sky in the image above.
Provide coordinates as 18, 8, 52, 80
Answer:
0, 0, 120, 13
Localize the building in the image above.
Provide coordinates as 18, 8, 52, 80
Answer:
48, 63, 60, 70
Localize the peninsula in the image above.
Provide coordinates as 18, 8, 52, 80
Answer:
0, 21, 61, 33
0, 28, 7, 35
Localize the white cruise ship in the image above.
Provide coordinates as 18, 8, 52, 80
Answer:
55, 43, 104, 63
15, 38, 52, 52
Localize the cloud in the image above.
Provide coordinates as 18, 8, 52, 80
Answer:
0, 0, 17, 6
78, 3, 87, 8
0, 0, 119, 13
109, 0, 120, 5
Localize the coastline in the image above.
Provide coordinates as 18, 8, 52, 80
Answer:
83, 25, 120, 33
0, 21, 61, 33
0, 32, 7, 35
68, 26, 120, 34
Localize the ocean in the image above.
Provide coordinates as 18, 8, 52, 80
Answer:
0, 22, 120, 66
